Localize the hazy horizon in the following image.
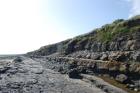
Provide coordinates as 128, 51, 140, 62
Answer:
0, 0, 140, 54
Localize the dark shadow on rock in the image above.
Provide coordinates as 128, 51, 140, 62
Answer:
68, 69, 83, 79
13, 57, 23, 62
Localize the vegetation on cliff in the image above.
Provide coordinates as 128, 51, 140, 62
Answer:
27, 15, 140, 57
27, 15, 140, 92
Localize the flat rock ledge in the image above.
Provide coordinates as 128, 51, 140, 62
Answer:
0, 56, 127, 93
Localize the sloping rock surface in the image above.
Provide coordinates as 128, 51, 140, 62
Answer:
0, 56, 127, 93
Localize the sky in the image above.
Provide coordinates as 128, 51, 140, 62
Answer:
0, 0, 140, 54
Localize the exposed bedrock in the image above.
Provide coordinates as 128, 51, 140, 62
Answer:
33, 56, 140, 91
26, 15, 140, 92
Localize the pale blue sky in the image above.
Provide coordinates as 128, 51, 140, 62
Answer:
43, 0, 130, 35
0, 0, 139, 54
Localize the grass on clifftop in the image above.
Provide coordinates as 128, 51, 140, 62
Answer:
74, 15, 140, 43
27, 15, 140, 55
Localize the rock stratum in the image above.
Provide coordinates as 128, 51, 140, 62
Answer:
28, 15, 140, 62
0, 15, 140, 93
27, 15, 140, 92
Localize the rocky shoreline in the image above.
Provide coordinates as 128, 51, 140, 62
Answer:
26, 16, 140, 93
0, 55, 131, 93
30, 55, 140, 92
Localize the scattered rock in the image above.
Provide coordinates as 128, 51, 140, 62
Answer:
68, 69, 82, 79
91, 54, 101, 60
58, 66, 64, 72
134, 88, 139, 92
18, 68, 28, 73
115, 53, 127, 62
133, 52, 140, 62
115, 74, 128, 83
68, 61, 77, 69
0, 66, 10, 73
6, 82, 24, 89
13, 57, 23, 62
31, 68, 44, 74
0, 55, 130, 93
126, 84, 136, 90
7, 68, 18, 74
96, 84, 105, 89
86, 54, 91, 59
77, 66, 88, 74
26, 78, 38, 85
100, 53, 108, 61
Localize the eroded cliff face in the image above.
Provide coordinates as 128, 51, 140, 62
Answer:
26, 16, 140, 92
27, 15, 140, 62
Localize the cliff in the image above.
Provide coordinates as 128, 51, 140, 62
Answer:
26, 15, 140, 92
27, 15, 140, 62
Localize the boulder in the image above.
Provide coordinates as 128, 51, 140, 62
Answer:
0, 66, 9, 73
91, 54, 101, 60
115, 74, 128, 83
6, 82, 23, 89
115, 54, 127, 62
134, 88, 139, 92
7, 67, 18, 74
86, 54, 91, 59
126, 84, 135, 90
109, 52, 127, 62
100, 53, 108, 61
133, 52, 140, 62
31, 68, 44, 74
13, 57, 23, 62
68, 69, 82, 79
